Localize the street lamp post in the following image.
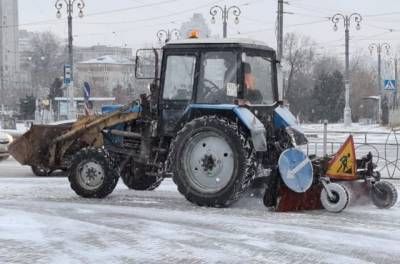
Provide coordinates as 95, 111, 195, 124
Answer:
210, 5, 241, 38
157, 29, 181, 43
369, 43, 390, 96
331, 13, 362, 127
369, 43, 391, 123
55, 0, 85, 119
386, 57, 398, 110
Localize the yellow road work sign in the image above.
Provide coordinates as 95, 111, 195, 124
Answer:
326, 135, 357, 180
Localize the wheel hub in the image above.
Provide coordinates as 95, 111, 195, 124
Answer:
201, 154, 217, 172
77, 161, 105, 190
183, 131, 234, 193
86, 167, 98, 180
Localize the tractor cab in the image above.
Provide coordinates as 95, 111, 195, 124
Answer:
161, 38, 278, 105
136, 38, 281, 136
160, 38, 279, 134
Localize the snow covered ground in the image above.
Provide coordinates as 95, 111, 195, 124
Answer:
0, 157, 400, 264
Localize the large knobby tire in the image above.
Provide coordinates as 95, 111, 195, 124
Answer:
68, 147, 119, 198
320, 183, 350, 213
371, 181, 398, 209
121, 161, 162, 190
31, 165, 53, 177
169, 116, 255, 207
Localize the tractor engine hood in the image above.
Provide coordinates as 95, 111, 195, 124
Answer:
273, 106, 308, 146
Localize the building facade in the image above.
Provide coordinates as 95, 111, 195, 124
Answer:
76, 55, 134, 98
76, 55, 151, 102
0, 0, 19, 108
75, 45, 133, 63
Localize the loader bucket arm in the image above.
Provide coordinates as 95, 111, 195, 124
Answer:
48, 101, 141, 167
53, 101, 140, 144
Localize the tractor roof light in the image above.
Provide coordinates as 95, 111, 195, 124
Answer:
189, 31, 200, 39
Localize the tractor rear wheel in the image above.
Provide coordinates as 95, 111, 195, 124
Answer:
320, 183, 350, 213
169, 116, 255, 207
68, 147, 119, 198
371, 181, 398, 209
121, 161, 162, 190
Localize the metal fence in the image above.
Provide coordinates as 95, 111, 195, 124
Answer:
302, 124, 400, 179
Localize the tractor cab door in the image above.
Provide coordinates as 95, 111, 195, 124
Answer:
159, 52, 198, 135
196, 50, 240, 104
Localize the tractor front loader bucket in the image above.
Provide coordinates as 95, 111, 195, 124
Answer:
9, 101, 141, 170
8, 123, 72, 167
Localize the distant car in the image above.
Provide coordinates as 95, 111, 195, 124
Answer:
0, 132, 13, 161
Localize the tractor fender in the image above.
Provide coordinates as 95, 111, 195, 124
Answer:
179, 104, 267, 152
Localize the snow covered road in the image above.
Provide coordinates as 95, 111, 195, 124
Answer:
0, 158, 399, 264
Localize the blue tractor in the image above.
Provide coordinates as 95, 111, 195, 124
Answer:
67, 38, 397, 211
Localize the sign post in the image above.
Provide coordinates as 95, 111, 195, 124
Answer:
64, 64, 75, 119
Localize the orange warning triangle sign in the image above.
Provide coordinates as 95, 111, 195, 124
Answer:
326, 135, 357, 180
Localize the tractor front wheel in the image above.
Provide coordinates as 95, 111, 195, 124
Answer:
371, 181, 398, 209
320, 183, 350, 213
169, 116, 254, 207
68, 147, 119, 198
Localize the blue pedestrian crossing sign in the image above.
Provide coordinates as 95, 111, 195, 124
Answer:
384, 80, 396, 91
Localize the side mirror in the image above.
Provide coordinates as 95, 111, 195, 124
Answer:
135, 49, 162, 80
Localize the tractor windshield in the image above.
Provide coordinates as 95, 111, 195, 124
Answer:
243, 54, 275, 105
196, 51, 239, 104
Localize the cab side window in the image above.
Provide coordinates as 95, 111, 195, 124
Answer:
244, 55, 274, 104
163, 55, 196, 100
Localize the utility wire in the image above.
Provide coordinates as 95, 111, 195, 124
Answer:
75, 0, 257, 39
364, 11, 400, 17
4, 0, 212, 29
73, 0, 223, 27
84, 0, 182, 17
233, 19, 327, 36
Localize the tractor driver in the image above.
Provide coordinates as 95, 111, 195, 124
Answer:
243, 62, 262, 103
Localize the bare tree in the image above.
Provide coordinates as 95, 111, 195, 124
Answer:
313, 54, 343, 76
29, 32, 65, 97
350, 51, 377, 121
282, 32, 316, 98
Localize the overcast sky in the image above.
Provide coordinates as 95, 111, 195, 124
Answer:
18, 0, 400, 56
